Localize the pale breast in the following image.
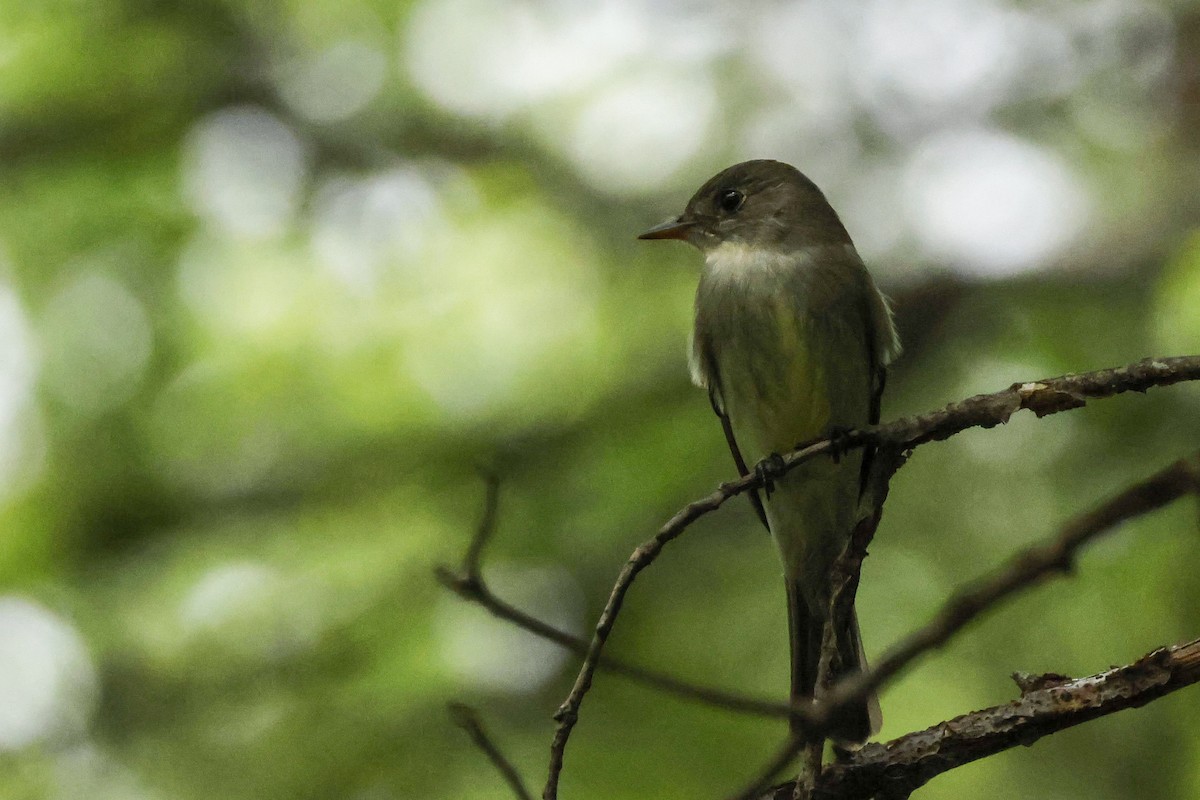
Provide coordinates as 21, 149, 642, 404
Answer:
692, 244, 873, 461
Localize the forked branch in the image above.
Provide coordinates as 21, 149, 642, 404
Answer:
785, 637, 1200, 799
540, 356, 1200, 799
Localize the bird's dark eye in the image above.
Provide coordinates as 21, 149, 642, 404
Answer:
716, 188, 745, 213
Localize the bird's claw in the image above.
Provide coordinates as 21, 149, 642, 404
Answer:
825, 425, 853, 464
831, 742, 856, 763
754, 452, 786, 499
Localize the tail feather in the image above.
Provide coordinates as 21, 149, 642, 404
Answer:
785, 578, 881, 744
785, 577, 820, 723
844, 608, 883, 740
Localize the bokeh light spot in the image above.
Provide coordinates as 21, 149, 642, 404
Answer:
310, 167, 442, 292
183, 107, 308, 239
0, 597, 97, 751
179, 561, 321, 661
147, 362, 285, 498
904, 129, 1090, 275
39, 272, 152, 414
567, 72, 716, 194
0, 275, 42, 496
53, 744, 155, 800
436, 564, 582, 692
402, 204, 602, 420
279, 40, 387, 123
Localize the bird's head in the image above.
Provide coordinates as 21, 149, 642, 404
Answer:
639, 159, 852, 254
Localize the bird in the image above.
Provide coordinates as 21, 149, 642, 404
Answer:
639, 160, 900, 744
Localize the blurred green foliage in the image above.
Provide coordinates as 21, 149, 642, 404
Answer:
0, 1, 1197, 799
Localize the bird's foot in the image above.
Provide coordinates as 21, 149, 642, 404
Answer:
754, 452, 786, 499
824, 425, 854, 464
831, 742, 857, 763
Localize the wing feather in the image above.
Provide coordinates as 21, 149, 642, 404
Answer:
697, 336, 770, 532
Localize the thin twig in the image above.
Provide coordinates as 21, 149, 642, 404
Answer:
436, 480, 795, 718
541, 356, 1200, 797
726, 735, 808, 800
818, 450, 1200, 721
449, 703, 534, 800
797, 449, 906, 800
542, 493, 730, 798
463, 472, 501, 577
795, 740, 823, 800
435, 568, 792, 717
818, 447, 906, 711
685, 356, 1200, 528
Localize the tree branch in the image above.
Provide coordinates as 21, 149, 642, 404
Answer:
462, 471, 501, 578
743, 451, 1200, 797
758, 637, 1200, 799
435, 486, 794, 718
818, 450, 1200, 724
449, 703, 534, 800
435, 569, 793, 717
690, 355, 1200, 525
541, 493, 732, 798
541, 356, 1200, 798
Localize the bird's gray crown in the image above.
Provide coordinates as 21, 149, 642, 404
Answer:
678, 160, 853, 251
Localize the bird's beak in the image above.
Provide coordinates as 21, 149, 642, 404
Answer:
638, 216, 694, 241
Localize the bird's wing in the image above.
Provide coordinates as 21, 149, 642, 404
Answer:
710, 390, 770, 531
700, 342, 770, 532
859, 282, 894, 497
869, 349, 887, 427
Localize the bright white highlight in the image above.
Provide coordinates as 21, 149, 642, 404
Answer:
568, 73, 716, 194
279, 40, 388, 123
183, 107, 308, 239
905, 129, 1090, 275
0, 598, 96, 751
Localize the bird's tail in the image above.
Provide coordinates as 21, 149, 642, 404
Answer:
786, 577, 882, 745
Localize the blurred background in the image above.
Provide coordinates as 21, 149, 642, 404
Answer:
0, 0, 1198, 798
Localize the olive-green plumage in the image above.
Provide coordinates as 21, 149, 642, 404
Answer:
641, 160, 899, 744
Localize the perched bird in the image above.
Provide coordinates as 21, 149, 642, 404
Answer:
639, 160, 900, 744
